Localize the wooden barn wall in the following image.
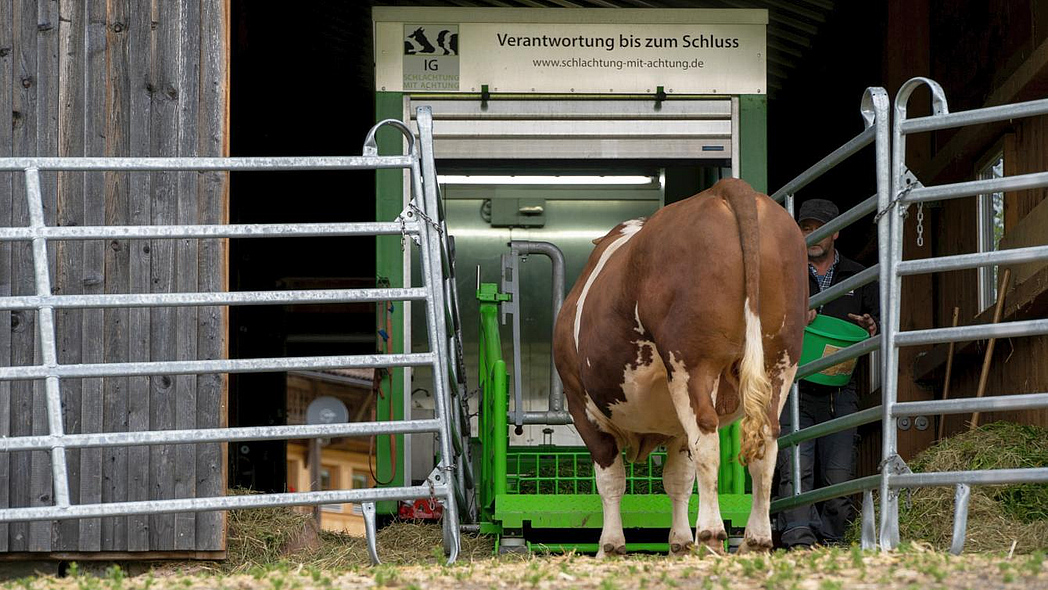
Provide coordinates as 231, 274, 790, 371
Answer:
931, 114, 1048, 435
896, 0, 1048, 444
0, 0, 229, 555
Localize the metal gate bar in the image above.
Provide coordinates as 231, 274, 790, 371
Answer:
0, 486, 449, 522
0, 107, 470, 562
0, 221, 416, 240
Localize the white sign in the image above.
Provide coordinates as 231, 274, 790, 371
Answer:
375, 9, 766, 95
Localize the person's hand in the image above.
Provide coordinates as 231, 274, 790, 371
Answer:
807, 309, 817, 325
848, 313, 877, 337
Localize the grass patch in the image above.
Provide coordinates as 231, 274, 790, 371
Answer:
219, 490, 494, 572
852, 422, 1048, 553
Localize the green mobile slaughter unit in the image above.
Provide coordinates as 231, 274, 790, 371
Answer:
373, 7, 768, 550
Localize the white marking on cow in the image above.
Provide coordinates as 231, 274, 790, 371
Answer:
587, 358, 592, 367
574, 219, 644, 352
633, 303, 645, 334
594, 454, 627, 557
663, 436, 695, 552
664, 354, 725, 544
742, 299, 766, 386
604, 340, 681, 436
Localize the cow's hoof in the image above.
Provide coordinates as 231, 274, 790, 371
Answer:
598, 543, 626, 557
736, 535, 774, 554
696, 529, 727, 555
669, 541, 694, 556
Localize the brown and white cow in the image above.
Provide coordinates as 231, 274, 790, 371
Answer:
552, 178, 808, 556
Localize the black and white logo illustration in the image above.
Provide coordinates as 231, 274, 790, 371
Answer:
404, 25, 458, 56
403, 24, 460, 91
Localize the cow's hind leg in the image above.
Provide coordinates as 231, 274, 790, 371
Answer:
664, 435, 695, 555
739, 358, 797, 554
665, 356, 726, 555
594, 452, 627, 557
566, 390, 627, 557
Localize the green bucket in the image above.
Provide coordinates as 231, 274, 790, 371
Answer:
799, 314, 870, 386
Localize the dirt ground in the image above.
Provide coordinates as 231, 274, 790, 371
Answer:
4, 543, 1048, 590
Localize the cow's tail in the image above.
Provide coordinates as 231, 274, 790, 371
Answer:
723, 181, 772, 466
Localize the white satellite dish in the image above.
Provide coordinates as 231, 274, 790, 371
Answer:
306, 396, 349, 425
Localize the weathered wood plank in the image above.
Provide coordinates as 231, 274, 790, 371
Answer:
98, 0, 129, 553
125, 0, 153, 553
173, 0, 200, 551
0, 0, 14, 553
0, 549, 226, 561
149, 0, 180, 552
86, 0, 118, 552
10, 0, 40, 553
195, 0, 229, 552
54, 0, 86, 552
31, 0, 60, 552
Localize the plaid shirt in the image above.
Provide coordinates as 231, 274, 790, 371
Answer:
809, 250, 840, 293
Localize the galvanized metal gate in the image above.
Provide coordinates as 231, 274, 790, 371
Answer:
769, 78, 1048, 552
0, 107, 472, 563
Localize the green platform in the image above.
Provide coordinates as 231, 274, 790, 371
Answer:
496, 493, 752, 530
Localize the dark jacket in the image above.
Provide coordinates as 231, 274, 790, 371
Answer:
809, 252, 880, 330
804, 252, 879, 394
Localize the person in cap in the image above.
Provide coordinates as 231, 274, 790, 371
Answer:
775, 198, 880, 550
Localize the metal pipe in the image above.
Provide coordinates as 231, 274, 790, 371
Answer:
784, 193, 801, 500
416, 106, 463, 559
905, 171, 1048, 204
520, 411, 572, 425
891, 467, 1048, 487
795, 336, 880, 381
893, 392, 1048, 416
770, 474, 880, 513
362, 502, 381, 565
0, 155, 416, 171
777, 406, 882, 449
901, 97, 1048, 134
803, 194, 878, 247
0, 352, 437, 381
895, 318, 1048, 347
897, 244, 1048, 275
950, 484, 971, 555
861, 490, 876, 550
881, 79, 943, 551
508, 240, 567, 417
363, 119, 416, 158
0, 221, 418, 241
0, 485, 451, 523
25, 167, 71, 508
770, 126, 876, 202
789, 384, 801, 498
0, 287, 430, 311
809, 264, 880, 310
0, 419, 445, 452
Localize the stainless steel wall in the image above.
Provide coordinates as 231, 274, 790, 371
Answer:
411, 184, 662, 449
